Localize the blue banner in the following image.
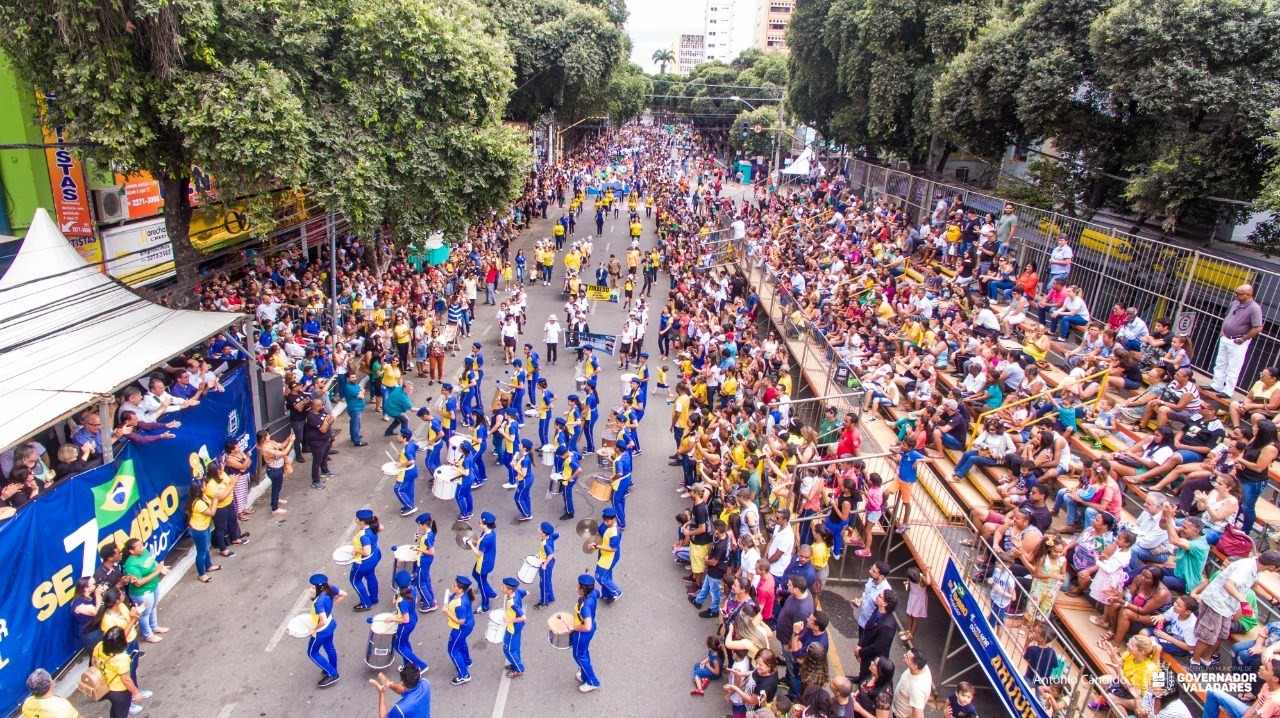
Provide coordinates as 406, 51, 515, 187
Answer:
940, 558, 1051, 718
0, 367, 255, 713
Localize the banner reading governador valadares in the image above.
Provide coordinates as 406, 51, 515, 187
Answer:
0, 367, 255, 713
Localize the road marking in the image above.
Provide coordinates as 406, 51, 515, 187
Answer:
491, 671, 512, 718
216, 703, 238, 718
265, 520, 364, 652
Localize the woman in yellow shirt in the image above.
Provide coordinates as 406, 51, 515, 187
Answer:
186, 480, 219, 583
94, 627, 143, 717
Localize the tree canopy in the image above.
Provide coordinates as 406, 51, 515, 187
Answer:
648, 53, 787, 128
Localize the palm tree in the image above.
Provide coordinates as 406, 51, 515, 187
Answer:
652, 49, 675, 75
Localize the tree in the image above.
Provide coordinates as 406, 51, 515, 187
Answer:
652, 49, 675, 75
730, 107, 780, 159
0, 0, 529, 290
602, 63, 654, 125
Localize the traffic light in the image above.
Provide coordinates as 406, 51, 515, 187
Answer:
740, 120, 749, 139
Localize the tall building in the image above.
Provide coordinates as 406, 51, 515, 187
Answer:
704, 1, 736, 63
753, 0, 794, 53
675, 34, 706, 74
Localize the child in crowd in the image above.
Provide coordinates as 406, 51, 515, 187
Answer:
810, 523, 832, 595
658, 364, 672, 403
900, 566, 930, 642
1026, 533, 1067, 628
1037, 683, 1068, 718
988, 563, 1016, 630
855, 473, 884, 558
944, 682, 978, 718
1088, 530, 1136, 608
672, 510, 691, 564
690, 635, 723, 695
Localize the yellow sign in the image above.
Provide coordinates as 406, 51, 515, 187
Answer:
585, 284, 612, 301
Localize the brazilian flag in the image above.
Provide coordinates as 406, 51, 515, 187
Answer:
92, 459, 139, 527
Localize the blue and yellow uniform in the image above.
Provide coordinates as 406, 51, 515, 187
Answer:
472, 515, 498, 611
537, 386, 554, 446
566, 399, 583, 453
413, 514, 437, 611
595, 510, 622, 601
582, 351, 599, 382
572, 575, 601, 690
514, 440, 535, 520
440, 386, 458, 436
387, 677, 431, 718
501, 577, 527, 674
306, 574, 341, 682
470, 417, 489, 485
636, 357, 651, 410
583, 384, 599, 453
444, 577, 474, 683
393, 430, 419, 513
510, 362, 526, 422
454, 444, 475, 520
351, 510, 381, 608
536, 522, 558, 607
390, 571, 427, 671
425, 418, 445, 475
555, 445, 581, 519
611, 442, 634, 529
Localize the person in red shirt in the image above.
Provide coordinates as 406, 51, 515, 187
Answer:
755, 558, 776, 623
836, 412, 862, 458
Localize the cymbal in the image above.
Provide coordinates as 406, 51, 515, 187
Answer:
451, 520, 472, 533
455, 530, 475, 549
575, 518, 599, 539
582, 538, 597, 554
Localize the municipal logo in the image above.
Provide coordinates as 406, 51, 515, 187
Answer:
92, 459, 140, 527
227, 410, 240, 437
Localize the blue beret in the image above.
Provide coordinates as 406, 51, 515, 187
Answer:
567, 394, 579, 401
456, 575, 472, 587
309, 573, 329, 586
578, 574, 596, 587
399, 428, 413, 439
502, 577, 519, 588
555, 445, 568, 455
555, 417, 566, 425
395, 571, 413, 588
473, 342, 482, 349
481, 511, 496, 524
540, 521, 555, 535
521, 438, 534, 449
464, 357, 474, 364
514, 359, 523, 367
640, 352, 649, 359
441, 383, 453, 391
416, 407, 429, 417
356, 509, 374, 521
524, 343, 533, 349
630, 377, 641, 384
602, 508, 617, 519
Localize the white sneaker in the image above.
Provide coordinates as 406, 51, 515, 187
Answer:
129, 704, 144, 715
138, 690, 154, 699
578, 683, 599, 693
502, 483, 518, 489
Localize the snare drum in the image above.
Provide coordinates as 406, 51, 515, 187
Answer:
548, 612, 574, 649
287, 614, 315, 638
595, 446, 615, 468
518, 555, 541, 584
433, 466, 461, 500
392, 545, 419, 576
524, 408, 540, 418
485, 609, 506, 644
619, 373, 638, 397
548, 472, 565, 496
332, 545, 356, 566
541, 445, 555, 467
364, 613, 398, 669
381, 461, 402, 476
448, 434, 473, 463
587, 474, 614, 502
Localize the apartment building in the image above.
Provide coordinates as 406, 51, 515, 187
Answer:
753, 0, 794, 53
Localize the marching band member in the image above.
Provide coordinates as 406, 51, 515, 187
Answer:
553, 416, 570, 449
591, 509, 623, 604
581, 345, 599, 384
470, 512, 498, 612
500, 577, 528, 678
454, 442, 476, 522
624, 380, 643, 454
582, 379, 600, 454
565, 395, 584, 453
470, 409, 489, 487
443, 576, 475, 686
424, 414, 445, 477
635, 353, 652, 413
554, 444, 582, 521
351, 510, 382, 612
393, 429, 419, 517
571, 575, 601, 693
439, 383, 457, 438
413, 513, 437, 612
458, 357, 478, 422
513, 439, 535, 521
381, 570, 427, 672
307, 573, 345, 688
536, 380, 554, 447
469, 341, 486, 388
510, 362, 526, 423
522, 345, 541, 408
610, 439, 634, 530
534, 521, 558, 609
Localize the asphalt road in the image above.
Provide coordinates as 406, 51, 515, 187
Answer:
66, 205, 728, 718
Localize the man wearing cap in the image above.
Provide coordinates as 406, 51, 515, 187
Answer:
307, 573, 345, 688
393, 429, 420, 517
438, 384, 457, 439
443, 576, 475, 685
581, 345, 599, 383
513, 440, 536, 521
522, 345, 541, 407
636, 353, 652, 408
469, 342, 486, 385
537, 380, 554, 447
544, 315, 561, 366
609, 438, 634, 529
385, 570, 428, 672
470, 513, 498, 612
572, 575, 602, 692
583, 381, 599, 455
369, 663, 430, 718
459, 358, 479, 424
500, 577, 528, 678
591, 509, 623, 603
623, 392, 643, 455
413, 514, 438, 612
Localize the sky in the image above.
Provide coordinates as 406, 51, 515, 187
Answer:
626, 0, 755, 73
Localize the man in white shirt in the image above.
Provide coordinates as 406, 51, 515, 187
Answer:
1131, 493, 1174, 566
765, 510, 796, 580
892, 648, 932, 718
1192, 550, 1280, 667
543, 315, 561, 366
853, 561, 891, 631
1048, 235, 1074, 285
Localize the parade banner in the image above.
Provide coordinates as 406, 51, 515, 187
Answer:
0, 367, 255, 714
584, 284, 614, 302
940, 558, 1051, 718
564, 331, 617, 356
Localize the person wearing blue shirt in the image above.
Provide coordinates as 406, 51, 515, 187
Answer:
895, 446, 934, 534
383, 570, 427, 671
443, 576, 475, 686
340, 374, 368, 447
413, 514, 437, 613
537, 382, 554, 447
370, 663, 430, 718
624, 399, 642, 456
610, 440, 634, 529
582, 380, 599, 454
470, 343, 485, 384
470, 513, 498, 611
454, 442, 476, 522
554, 445, 581, 521
593, 509, 623, 603
535, 522, 558, 609
571, 574, 601, 692
511, 361, 526, 419
500, 577, 528, 677
307, 573, 346, 688
636, 354, 652, 408
393, 429, 420, 516
439, 384, 458, 438
351, 509, 383, 611
565, 396, 584, 454
302, 314, 321, 340
470, 410, 489, 486
513, 440, 535, 522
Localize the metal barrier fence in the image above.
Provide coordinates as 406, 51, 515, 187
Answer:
847, 158, 1280, 392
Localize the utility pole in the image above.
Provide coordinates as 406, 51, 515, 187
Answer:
328, 213, 339, 333
773, 102, 786, 184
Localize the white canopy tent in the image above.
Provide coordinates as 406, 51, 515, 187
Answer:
782, 147, 815, 176
0, 209, 242, 450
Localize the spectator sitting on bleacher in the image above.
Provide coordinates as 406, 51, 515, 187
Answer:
1064, 323, 1106, 368
168, 369, 205, 403
1190, 550, 1280, 669
1059, 459, 1123, 533
1142, 594, 1198, 658
950, 417, 1016, 482
1109, 426, 1182, 485
1094, 565, 1173, 648
1064, 511, 1118, 598
1033, 278, 1066, 327
1129, 493, 1176, 567
1093, 633, 1161, 715
1139, 367, 1203, 429
1229, 365, 1280, 429
1050, 285, 1090, 341
1116, 367, 1170, 425
1116, 307, 1150, 351
52, 442, 94, 478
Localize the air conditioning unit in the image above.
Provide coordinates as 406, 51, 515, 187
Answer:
93, 187, 128, 223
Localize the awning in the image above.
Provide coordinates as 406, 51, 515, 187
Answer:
0, 210, 243, 448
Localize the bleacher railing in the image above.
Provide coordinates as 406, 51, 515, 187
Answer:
847, 158, 1280, 393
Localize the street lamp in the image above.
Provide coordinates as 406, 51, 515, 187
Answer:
728, 95, 757, 111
